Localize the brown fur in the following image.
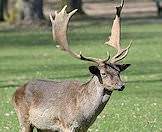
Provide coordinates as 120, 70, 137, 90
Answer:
12, 84, 34, 132
12, 62, 130, 132
12, 1, 131, 131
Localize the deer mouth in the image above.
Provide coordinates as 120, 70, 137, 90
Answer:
117, 85, 125, 91
114, 84, 125, 91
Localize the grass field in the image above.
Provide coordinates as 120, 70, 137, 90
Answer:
0, 18, 162, 132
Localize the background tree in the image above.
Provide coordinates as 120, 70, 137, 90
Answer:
71, 0, 84, 14
16, 0, 45, 24
0, 0, 3, 21
0, 0, 8, 21
61, 0, 84, 14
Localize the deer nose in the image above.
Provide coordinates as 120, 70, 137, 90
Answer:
117, 84, 125, 91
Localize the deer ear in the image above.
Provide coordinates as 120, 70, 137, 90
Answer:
116, 64, 131, 72
89, 66, 100, 75
89, 66, 103, 84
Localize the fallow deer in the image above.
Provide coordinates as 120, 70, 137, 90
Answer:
12, 0, 132, 131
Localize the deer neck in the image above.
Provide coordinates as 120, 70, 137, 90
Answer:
78, 76, 112, 127
83, 76, 112, 103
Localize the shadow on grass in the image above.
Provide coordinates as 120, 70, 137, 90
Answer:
127, 79, 162, 84
0, 84, 19, 88
0, 78, 161, 89
1, 59, 162, 76
123, 60, 162, 75
0, 31, 161, 48
0, 63, 88, 74
0, 74, 89, 88
0, 14, 162, 48
71, 31, 162, 43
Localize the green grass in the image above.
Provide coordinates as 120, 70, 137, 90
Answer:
0, 18, 162, 132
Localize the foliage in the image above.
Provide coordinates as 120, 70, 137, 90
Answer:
0, 18, 162, 131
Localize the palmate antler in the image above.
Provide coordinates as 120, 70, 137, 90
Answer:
105, 0, 131, 63
49, 6, 109, 64
50, 0, 131, 64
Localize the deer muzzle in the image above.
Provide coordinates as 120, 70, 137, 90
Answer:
116, 84, 125, 91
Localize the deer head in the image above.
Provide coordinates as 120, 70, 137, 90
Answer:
49, 0, 131, 91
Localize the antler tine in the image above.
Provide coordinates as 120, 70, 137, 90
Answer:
49, 5, 101, 64
105, 0, 131, 63
111, 41, 132, 63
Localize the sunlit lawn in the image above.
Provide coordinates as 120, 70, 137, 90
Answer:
0, 18, 162, 132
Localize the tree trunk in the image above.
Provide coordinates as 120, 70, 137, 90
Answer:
60, 0, 84, 14
0, 0, 8, 21
0, 0, 4, 21
17, 0, 45, 24
71, 0, 84, 14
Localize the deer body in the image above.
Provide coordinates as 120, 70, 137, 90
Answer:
12, 0, 132, 131
13, 76, 112, 132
